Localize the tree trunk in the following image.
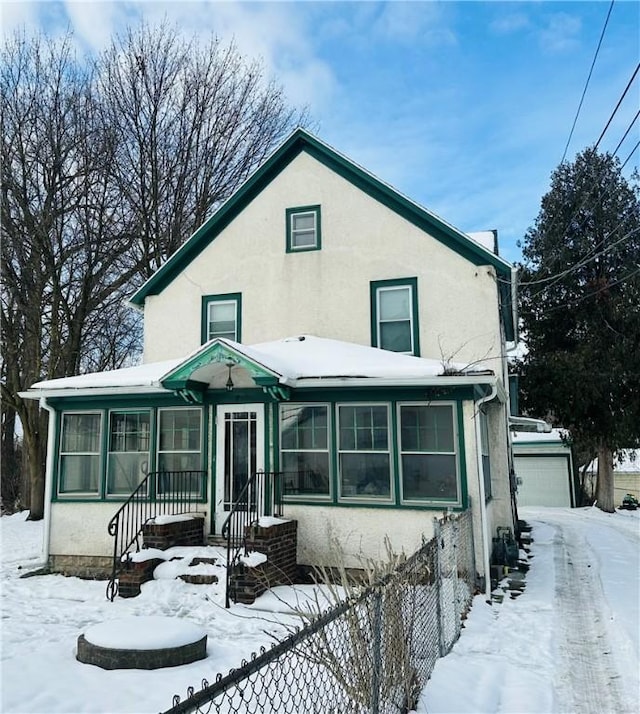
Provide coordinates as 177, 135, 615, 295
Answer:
23, 405, 47, 521
595, 444, 615, 513
1, 407, 21, 511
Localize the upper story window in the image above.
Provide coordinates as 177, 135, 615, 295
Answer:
370, 277, 420, 356
286, 205, 321, 252
201, 293, 242, 344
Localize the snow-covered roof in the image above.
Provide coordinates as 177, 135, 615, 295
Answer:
587, 450, 640, 474
512, 428, 568, 443
21, 335, 499, 398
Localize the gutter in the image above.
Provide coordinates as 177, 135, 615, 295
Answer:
474, 384, 497, 603
39, 398, 56, 568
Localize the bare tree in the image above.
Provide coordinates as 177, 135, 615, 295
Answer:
1, 26, 308, 519
99, 22, 308, 274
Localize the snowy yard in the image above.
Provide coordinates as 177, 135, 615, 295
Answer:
1, 507, 638, 714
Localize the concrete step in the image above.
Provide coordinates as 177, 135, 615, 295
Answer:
207, 534, 227, 548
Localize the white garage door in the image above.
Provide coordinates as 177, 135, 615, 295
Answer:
514, 456, 572, 507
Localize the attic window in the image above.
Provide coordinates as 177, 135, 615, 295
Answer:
286, 205, 321, 252
201, 293, 242, 344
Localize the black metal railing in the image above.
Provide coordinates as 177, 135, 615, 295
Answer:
106, 470, 206, 601
221, 470, 283, 608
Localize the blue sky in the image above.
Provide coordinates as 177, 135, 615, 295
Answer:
2, 1, 638, 263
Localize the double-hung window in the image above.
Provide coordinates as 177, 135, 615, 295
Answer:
338, 404, 392, 500
280, 404, 330, 497
371, 278, 420, 355
157, 408, 203, 495
107, 411, 150, 495
202, 293, 242, 343
59, 413, 102, 495
286, 205, 321, 252
398, 403, 459, 503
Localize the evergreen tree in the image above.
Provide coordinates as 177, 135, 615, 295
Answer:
517, 148, 640, 512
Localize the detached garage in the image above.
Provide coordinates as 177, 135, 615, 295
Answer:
512, 429, 575, 507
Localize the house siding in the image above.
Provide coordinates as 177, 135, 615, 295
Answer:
143, 152, 502, 372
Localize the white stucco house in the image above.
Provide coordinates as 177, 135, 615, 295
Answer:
22, 128, 520, 592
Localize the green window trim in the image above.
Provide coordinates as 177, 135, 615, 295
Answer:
58, 411, 103, 497
279, 403, 332, 500
285, 205, 321, 253
54, 405, 208, 503
107, 409, 152, 497
396, 402, 462, 506
370, 277, 421, 356
201, 293, 242, 344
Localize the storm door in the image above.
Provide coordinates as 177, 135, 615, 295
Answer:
214, 404, 264, 532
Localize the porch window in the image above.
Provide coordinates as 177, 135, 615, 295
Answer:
398, 403, 459, 502
280, 404, 330, 497
201, 293, 242, 343
107, 411, 150, 495
338, 404, 391, 500
371, 278, 420, 355
157, 408, 203, 489
59, 413, 102, 494
286, 205, 321, 252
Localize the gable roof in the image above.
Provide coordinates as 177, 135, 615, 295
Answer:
128, 129, 515, 336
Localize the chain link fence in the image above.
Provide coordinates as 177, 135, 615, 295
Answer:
163, 510, 476, 714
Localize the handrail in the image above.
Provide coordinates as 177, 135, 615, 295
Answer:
222, 470, 283, 608
106, 470, 206, 601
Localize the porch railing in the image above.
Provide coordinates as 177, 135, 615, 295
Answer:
221, 470, 283, 608
106, 470, 206, 601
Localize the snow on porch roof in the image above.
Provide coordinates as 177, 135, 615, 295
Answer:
21, 335, 498, 399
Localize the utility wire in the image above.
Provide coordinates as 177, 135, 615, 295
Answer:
620, 139, 640, 170
613, 109, 639, 156
560, 0, 615, 164
594, 62, 640, 151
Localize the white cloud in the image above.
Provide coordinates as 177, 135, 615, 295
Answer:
1, 0, 39, 36
371, 1, 456, 46
539, 12, 582, 53
490, 12, 530, 35
61, 1, 122, 53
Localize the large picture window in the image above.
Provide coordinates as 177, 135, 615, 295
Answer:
398, 403, 459, 502
280, 404, 330, 497
201, 293, 242, 343
59, 413, 102, 494
338, 404, 391, 499
371, 278, 420, 355
107, 411, 150, 495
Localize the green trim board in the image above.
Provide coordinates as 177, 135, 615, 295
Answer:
161, 339, 280, 392
52, 404, 209, 503
128, 129, 514, 339
201, 293, 242, 344
370, 277, 421, 356
285, 205, 321, 253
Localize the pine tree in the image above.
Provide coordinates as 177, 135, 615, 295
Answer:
517, 148, 640, 512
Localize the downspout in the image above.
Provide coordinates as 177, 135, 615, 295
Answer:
39, 397, 57, 568
475, 383, 497, 603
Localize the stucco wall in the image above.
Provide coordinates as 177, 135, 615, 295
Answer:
49, 502, 211, 559
143, 151, 502, 370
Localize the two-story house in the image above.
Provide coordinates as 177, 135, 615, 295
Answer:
22, 128, 518, 593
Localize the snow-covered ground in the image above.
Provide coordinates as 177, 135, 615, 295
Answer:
1, 506, 638, 713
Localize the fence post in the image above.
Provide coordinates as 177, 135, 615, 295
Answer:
433, 518, 446, 657
370, 589, 382, 714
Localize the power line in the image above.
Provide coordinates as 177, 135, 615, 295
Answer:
613, 109, 639, 156
594, 62, 640, 151
560, 0, 615, 164
620, 139, 640, 170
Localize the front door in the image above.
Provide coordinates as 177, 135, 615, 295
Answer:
214, 404, 265, 533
